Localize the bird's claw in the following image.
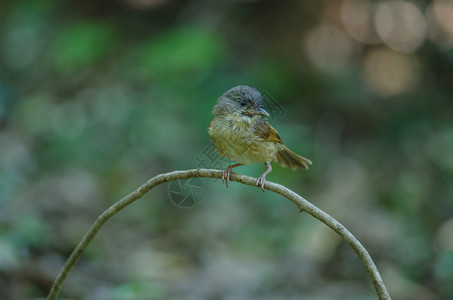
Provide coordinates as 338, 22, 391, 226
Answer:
256, 175, 266, 192
222, 167, 232, 188
222, 163, 243, 188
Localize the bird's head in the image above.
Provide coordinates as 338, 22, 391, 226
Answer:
213, 85, 269, 118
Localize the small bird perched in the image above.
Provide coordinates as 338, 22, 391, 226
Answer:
208, 85, 312, 192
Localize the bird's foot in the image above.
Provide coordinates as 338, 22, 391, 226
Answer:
256, 162, 272, 192
256, 174, 267, 192
222, 163, 243, 188
222, 166, 233, 188
222, 164, 242, 187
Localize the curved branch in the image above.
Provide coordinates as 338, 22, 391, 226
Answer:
47, 169, 391, 300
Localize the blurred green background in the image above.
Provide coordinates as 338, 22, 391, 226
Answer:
1, 0, 453, 299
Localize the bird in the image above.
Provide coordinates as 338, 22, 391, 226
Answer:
208, 85, 312, 192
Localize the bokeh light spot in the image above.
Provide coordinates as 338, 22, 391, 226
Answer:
341, 0, 381, 44
363, 48, 420, 97
304, 25, 353, 75
375, 1, 426, 52
433, 0, 453, 38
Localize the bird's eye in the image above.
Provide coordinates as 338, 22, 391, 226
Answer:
239, 100, 247, 106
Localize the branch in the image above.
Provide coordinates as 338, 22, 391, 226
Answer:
47, 169, 391, 300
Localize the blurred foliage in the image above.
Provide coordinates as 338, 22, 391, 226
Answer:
52, 22, 118, 73
0, 0, 453, 299
140, 27, 225, 77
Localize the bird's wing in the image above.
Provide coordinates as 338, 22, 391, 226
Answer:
252, 118, 282, 143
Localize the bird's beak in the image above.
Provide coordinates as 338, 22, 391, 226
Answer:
258, 108, 270, 117
244, 107, 269, 117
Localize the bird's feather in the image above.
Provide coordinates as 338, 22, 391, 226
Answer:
252, 118, 282, 143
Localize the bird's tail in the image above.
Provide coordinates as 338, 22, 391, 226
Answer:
276, 145, 312, 170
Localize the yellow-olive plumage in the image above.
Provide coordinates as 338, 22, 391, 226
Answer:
208, 85, 312, 191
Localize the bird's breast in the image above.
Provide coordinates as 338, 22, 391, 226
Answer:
208, 115, 278, 164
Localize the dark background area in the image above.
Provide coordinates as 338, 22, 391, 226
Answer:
1, 0, 452, 299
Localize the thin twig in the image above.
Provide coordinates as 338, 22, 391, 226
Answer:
47, 169, 391, 300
